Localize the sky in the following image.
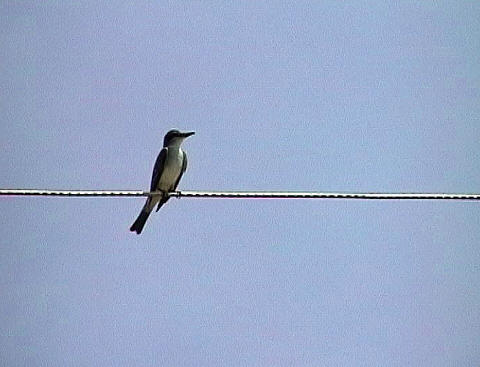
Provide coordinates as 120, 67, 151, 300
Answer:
1, 1, 479, 366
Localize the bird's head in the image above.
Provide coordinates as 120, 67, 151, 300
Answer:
163, 129, 195, 147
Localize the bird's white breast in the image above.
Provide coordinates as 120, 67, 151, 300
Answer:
158, 147, 184, 191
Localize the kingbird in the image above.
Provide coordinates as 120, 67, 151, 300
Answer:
130, 129, 195, 234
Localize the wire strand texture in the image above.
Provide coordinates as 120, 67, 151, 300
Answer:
1, 189, 479, 201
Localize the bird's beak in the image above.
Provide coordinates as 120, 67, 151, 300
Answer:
182, 131, 195, 138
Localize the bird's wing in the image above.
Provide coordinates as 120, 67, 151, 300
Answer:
150, 147, 168, 191
173, 151, 187, 191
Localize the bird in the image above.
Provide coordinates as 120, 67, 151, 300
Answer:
130, 129, 195, 234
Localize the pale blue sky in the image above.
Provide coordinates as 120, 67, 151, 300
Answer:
1, 2, 479, 366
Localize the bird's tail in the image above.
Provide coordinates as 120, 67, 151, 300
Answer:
155, 197, 169, 212
130, 208, 151, 234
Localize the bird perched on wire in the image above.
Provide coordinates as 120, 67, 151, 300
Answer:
130, 129, 195, 234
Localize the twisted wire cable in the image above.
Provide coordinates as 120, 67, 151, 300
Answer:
1, 189, 479, 201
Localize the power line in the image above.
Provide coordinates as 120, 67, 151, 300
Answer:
1, 189, 479, 201
0, 189, 146, 197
